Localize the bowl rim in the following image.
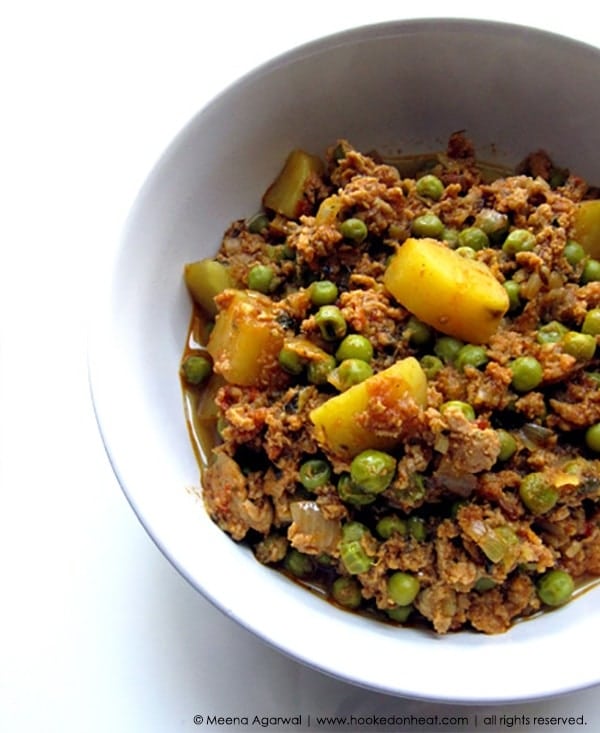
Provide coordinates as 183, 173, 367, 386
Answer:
88, 16, 600, 704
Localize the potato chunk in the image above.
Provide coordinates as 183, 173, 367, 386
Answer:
572, 200, 600, 259
206, 290, 284, 386
309, 357, 427, 458
384, 237, 509, 344
184, 258, 233, 316
262, 149, 324, 219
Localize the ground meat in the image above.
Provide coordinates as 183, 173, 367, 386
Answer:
254, 534, 288, 564
467, 574, 540, 634
338, 286, 406, 351
286, 219, 343, 268
435, 519, 480, 592
182, 133, 600, 634
360, 534, 436, 609
415, 583, 469, 634
203, 452, 273, 540
435, 408, 501, 476
549, 380, 600, 429
518, 149, 554, 180
465, 361, 514, 412
447, 130, 476, 159
329, 145, 402, 189
263, 386, 322, 464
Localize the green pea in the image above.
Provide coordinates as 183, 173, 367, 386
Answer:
180, 355, 212, 385
442, 227, 460, 247
341, 521, 368, 542
329, 358, 373, 391
562, 331, 597, 361
309, 280, 338, 306
266, 243, 293, 261
339, 539, 373, 575
585, 423, 600, 453
278, 346, 304, 375
415, 174, 444, 200
474, 209, 509, 243
536, 569, 574, 607
248, 264, 274, 293
337, 474, 375, 507
457, 226, 489, 251
564, 240, 585, 266
387, 222, 405, 240
386, 605, 413, 623
455, 344, 488, 372
350, 449, 397, 495
582, 259, 600, 283
582, 308, 600, 336
434, 336, 464, 364
387, 572, 420, 606
299, 458, 331, 490
315, 305, 347, 341
474, 577, 497, 592
335, 334, 374, 363
306, 354, 336, 385
503, 280, 521, 311
339, 217, 368, 243
405, 316, 432, 347
502, 228, 536, 255
411, 213, 445, 239
455, 246, 477, 259
316, 553, 335, 567
519, 472, 558, 515
440, 400, 475, 421
509, 355, 543, 392
331, 576, 362, 609
247, 212, 270, 233
496, 429, 517, 462
420, 354, 443, 379
537, 320, 568, 345
407, 516, 426, 541
376, 515, 408, 539
283, 549, 313, 578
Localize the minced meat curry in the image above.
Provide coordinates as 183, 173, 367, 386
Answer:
180, 133, 600, 634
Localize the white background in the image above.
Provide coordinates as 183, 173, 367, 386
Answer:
1, 2, 599, 731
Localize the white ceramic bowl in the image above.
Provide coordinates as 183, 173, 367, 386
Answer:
89, 18, 600, 703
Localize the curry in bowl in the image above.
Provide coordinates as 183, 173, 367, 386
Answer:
180, 132, 600, 634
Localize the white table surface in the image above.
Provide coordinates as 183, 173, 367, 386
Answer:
1, 2, 599, 731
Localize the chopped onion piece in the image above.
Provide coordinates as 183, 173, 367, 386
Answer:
519, 423, 554, 449
288, 501, 342, 556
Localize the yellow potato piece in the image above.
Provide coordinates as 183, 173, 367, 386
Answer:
262, 149, 324, 219
572, 200, 600, 259
206, 290, 284, 386
384, 237, 509, 344
309, 357, 427, 458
